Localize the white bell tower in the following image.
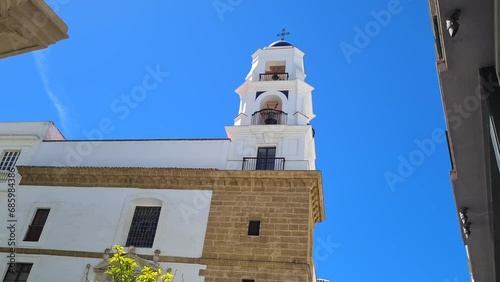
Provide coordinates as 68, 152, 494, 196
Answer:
225, 31, 317, 171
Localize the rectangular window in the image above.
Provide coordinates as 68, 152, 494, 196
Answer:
248, 220, 260, 236
256, 147, 276, 170
432, 16, 443, 60
24, 209, 50, 242
125, 206, 161, 248
3, 263, 32, 282
0, 151, 20, 182
242, 280, 255, 282
0, 151, 21, 171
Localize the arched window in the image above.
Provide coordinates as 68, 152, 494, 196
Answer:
252, 95, 287, 125
113, 196, 165, 250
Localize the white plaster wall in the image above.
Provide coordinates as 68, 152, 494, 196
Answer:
0, 186, 212, 259
0, 121, 62, 140
32, 139, 230, 169
247, 47, 305, 82
0, 255, 206, 282
0, 122, 62, 172
225, 125, 315, 170
0, 122, 63, 245
235, 84, 314, 126
236, 46, 315, 126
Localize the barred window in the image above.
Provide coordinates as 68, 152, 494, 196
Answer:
3, 263, 32, 282
125, 206, 161, 248
0, 151, 20, 171
0, 151, 20, 182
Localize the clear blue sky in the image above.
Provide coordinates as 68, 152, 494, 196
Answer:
1, 0, 469, 281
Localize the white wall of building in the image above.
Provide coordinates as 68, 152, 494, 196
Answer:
5, 186, 212, 258
0, 121, 64, 141
0, 255, 206, 282
225, 125, 316, 170
32, 139, 230, 169
246, 46, 306, 82
0, 122, 65, 252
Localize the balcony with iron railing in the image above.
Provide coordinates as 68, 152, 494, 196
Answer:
251, 109, 287, 125
242, 157, 285, 170
259, 72, 289, 81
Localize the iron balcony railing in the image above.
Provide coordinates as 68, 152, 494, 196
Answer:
251, 109, 287, 125
259, 72, 289, 81
242, 157, 285, 170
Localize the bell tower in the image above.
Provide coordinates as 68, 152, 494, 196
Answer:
226, 32, 317, 171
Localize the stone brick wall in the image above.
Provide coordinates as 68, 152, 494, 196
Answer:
201, 178, 315, 281
200, 264, 310, 282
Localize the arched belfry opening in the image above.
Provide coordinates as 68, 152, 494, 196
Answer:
260, 95, 283, 111
260, 61, 288, 81
251, 95, 287, 125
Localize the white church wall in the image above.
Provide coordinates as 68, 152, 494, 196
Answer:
5, 186, 212, 259
31, 139, 230, 169
0, 255, 99, 282
225, 125, 314, 170
248, 47, 305, 82
0, 255, 206, 282
0, 122, 63, 141
0, 122, 65, 247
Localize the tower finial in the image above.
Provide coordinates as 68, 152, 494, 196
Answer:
276, 28, 290, 41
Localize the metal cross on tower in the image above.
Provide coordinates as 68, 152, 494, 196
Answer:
276, 28, 290, 41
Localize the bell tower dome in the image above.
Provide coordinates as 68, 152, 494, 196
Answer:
226, 31, 317, 171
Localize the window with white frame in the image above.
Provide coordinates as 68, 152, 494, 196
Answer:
0, 151, 20, 171
0, 151, 20, 182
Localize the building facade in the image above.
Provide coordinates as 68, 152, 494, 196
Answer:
0, 40, 326, 281
428, 0, 500, 281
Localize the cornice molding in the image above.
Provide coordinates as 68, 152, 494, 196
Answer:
236, 79, 314, 96
0, 0, 29, 14
0, 0, 68, 59
0, 134, 40, 146
225, 124, 312, 136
